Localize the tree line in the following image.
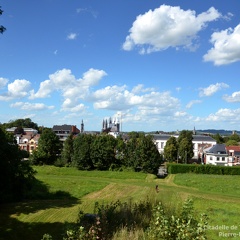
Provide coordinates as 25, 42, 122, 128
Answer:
212, 132, 240, 146
30, 129, 163, 174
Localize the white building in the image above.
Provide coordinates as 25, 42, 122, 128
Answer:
152, 134, 216, 160
204, 144, 228, 166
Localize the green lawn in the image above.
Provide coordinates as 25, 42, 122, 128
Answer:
1, 166, 240, 240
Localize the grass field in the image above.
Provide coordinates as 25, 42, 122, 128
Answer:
1, 166, 240, 240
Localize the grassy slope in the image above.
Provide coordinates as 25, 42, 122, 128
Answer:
1, 166, 240, 240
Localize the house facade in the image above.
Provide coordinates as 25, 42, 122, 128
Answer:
226, 146, 240, 166
204, 144, 229, 166
152, 134, 216, 160
52, 124, 81, 142
6, 127, 39, 154
28, 134, 40, 154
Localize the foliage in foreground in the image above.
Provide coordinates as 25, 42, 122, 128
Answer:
0, 128, 36, 203
147, 198, 208, 240
43, 198, 208, 240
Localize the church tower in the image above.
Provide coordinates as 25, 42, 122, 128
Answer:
81, 120, 84, 133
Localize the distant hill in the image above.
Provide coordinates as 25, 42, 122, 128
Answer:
197, 129, 240, 136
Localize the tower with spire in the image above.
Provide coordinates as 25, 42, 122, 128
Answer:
80, 120, 84, 133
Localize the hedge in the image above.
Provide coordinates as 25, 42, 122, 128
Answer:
167, 163, 240, 175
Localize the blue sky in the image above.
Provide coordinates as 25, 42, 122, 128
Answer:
0, 0, 240, 132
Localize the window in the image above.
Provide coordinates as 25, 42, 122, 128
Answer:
210, 156, 213, 160
161, 142, 164, 149
222, 157, 225, 161
216, 157, 220, 161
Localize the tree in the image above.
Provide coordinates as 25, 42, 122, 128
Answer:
178, 130, 193, 144
212, 133, 224, 144
178, 138, 193, 163
115, 136, 126, 164
2, 118, 39, 132
124, 133, 162, 173
0, 128, 35, 203
90, 134, 117, 170
61, 134, 74, 165
72, 134, 95, 170
0, 6, 6, 34
138, 134, 162, 173
229, 133, 240, 143
178, 130, 193, 163
14, 126, 25, 135
30, 128, 62, 165
225, 140, 239, 146
124, 132, 143, 170
164, 136, 178, 162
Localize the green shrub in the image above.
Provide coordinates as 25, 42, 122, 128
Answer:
167, 163, 240, 175
43, 198, 208, 240
146, 198, 208, 240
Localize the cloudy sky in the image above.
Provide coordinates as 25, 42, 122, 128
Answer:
0, 0, 240, 132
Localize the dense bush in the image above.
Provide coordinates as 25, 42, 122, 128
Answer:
43, 198, 208, 240
147, 199, 208, 240
167, 163, 240, 175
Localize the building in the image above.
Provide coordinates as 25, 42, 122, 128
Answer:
52, 124, 81, 142
102, 117, 120, 137
152, 134, 216, 160
204, 144, 229, 166
226, 146, 240, 166
6, 127, 39, 154
28, 134, 40, 154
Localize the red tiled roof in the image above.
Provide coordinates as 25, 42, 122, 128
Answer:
226, 146, 240, 151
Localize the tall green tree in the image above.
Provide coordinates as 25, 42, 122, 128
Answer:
212, 133, 224, 144
124, 132, 143, 169
164, 136, 178, 162
225, 140, 239, 146
138, 134, 162, 173
72, 134, 95, 170
125, 133, 162, 173
0, 128, 35, 203
178, 138, 193, 163
61, 134, 74, 165
115, 136, 126, 164
178, 130, 193, 163
0, 6, 6, 34
178, 130, 193, 144
90, 134, 117, 170
30, 128, 62, 165
229, 133, 240, 143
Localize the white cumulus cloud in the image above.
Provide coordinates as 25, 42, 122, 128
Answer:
186, 100, 202, 109
206, 108, 240, 123
199, 82, 229, 97
30, 68, 107, 112
122, 5, 221, 53
92, 84, 180, 116
0, 77, 8, 89
223, 91, 240, 102
0, 79, 31, 101
203, 24, 240, 65
10, 102, 54, 111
